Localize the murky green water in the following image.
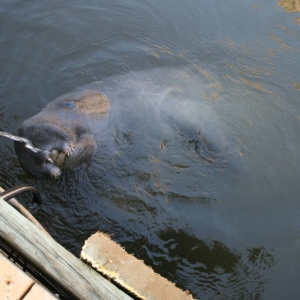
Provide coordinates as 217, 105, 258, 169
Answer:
1, 0, 300, 298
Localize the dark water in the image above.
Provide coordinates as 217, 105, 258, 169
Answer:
1, 0, 300, 299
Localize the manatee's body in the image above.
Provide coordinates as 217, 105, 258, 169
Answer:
14, 68, 241, 179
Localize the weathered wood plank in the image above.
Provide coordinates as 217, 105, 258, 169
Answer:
0, 252, 34, 299
0, 196, 133, 300
23, 282, 57, 300
0, 252, 57, 300
81, 232, 196, 300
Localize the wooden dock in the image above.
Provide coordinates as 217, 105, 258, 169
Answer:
81, 232, 194, 300
0, 187, 133, 300
0, 186, 196, 300
0, 251, 56, 299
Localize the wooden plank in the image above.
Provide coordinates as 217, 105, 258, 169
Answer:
0, 196, 133, 300
23, 282, 57, 300
0, 252, 34, 299
0, 252, 57, 300
81, 232, 195, 300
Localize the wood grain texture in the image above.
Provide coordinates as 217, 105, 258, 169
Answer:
23, 282, 57, 300
0, 195, 133, 300
0, 252, 34, 299
81, 232, 196, 300
1, 247, 57, 300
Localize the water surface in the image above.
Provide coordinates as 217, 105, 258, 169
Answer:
1, 1, 300, 299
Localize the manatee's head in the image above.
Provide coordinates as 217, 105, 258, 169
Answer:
14, 90, 109, 179
14, 121, 93, 179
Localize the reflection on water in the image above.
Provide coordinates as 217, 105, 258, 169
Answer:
1, 0, 300, 299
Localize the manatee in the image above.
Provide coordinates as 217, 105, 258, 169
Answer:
14, 68, 241, 180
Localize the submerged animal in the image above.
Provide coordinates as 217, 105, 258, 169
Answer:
14, 68, 242, 180
14, 90, 110, 178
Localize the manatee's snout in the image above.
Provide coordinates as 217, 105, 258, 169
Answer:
14, 143, 64, 179
14, 122, 75, 179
